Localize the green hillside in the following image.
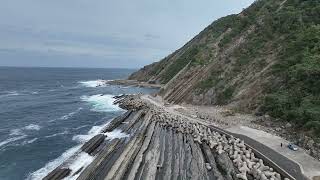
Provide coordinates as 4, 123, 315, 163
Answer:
129, 0, 320, 135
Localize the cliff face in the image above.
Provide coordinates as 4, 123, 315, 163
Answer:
129, 0, 320, 134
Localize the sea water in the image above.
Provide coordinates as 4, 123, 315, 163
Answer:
0, 67, 157, 180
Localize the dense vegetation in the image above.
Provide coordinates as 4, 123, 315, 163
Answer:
160, 47, 200, 84
261, 0, 320, 135
131, 0, 320, 136
199, 0, 320, 135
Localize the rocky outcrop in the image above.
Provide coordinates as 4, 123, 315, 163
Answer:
102, 110, 132, 132
43, 168, 71, 180
81, 134, 105, 155
114, 94, 147, 111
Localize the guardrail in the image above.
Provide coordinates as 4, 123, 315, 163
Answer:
208, 125, 296, 180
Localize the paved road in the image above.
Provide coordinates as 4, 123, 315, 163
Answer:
234, 133, 307, 180
210, 125, 307, 180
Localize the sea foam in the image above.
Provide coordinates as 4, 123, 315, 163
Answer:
72, 121, 110, 143
63, 152, 94, 180
105, 129, 129, 140
45, 131, 69, 138
79, 80, 109, 88
29, 120, 109, 179
0, 91, 21, 98
10, 124, 41, 135
27, 145, 81, 180
0, 135, 27, 148
29, 119, 130, 179
59, 108, 82, 120
21, 138, 38, 146
24, 124, 41, 131
1, 124, 41, 148
80, 94, 121, 112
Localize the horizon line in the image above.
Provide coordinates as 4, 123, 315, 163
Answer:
0, 65, 138, 70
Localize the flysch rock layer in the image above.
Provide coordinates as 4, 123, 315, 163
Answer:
44, 94, 291, 180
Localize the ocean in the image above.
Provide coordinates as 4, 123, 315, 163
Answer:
0, 67, 157, 180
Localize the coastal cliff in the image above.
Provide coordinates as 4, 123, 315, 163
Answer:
129, 0, 320, 137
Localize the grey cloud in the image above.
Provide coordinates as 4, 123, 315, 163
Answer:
0, 0, 255, 68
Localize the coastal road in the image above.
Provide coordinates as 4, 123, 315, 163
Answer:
233, 133, 306, 180
216, 126, 308, 180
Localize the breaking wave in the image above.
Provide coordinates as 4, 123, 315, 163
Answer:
78, 80, 109, 88
27, 145, 81, 180
105, 129, 129, 140
80, 94, 121, 112
59, 108, 82, 120
28, 116, 130, 180
0, 124, 41, 148
24, 124, 41, 131
44, 131, 69, 138
72, 121, 110, 143
0, 91, 21, 98
64, 152, 94, 180
0, 135, 27, 148
21, 138, 38, 146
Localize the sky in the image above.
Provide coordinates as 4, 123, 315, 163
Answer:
0, 0, 254, 68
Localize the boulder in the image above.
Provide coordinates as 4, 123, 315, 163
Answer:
307, 139, 315, 149
264, 114, 271, 121
285, 123, 292, 128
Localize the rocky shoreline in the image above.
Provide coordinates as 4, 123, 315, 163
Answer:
44, 94, 298, 180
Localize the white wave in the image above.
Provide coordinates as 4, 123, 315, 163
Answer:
21, 138, 38, 145
7, 123, 40, 140
79, 80, 109, 88
29, 121, 112, 179
0, 135, 27, 147
24, 124, 41, 131
72, 121, 110, 143
9, 91, 20, 96
31, 91, 39, 95
62, 152, 94, 180
29, 119, 105, 179
3, 124, 40, 147
0, 91, 21, 97
10, 124, 40, 134
30, 118, 129, 179
62, 130, 128, 180
80, 94, 121, 112
30, 120, 108, 179
26, 138, 38, 144
45, 131, 69, 138
27, 145, 82, 180
72, 125, 89, 130
9, 128, 25, 136
105, 129, 129, 140
59, 108, 82, 120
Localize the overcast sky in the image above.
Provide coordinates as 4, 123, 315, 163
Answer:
0, 0, 254, 68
